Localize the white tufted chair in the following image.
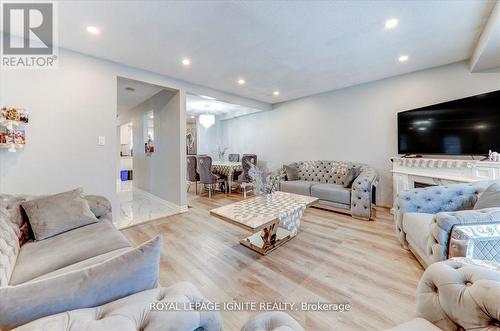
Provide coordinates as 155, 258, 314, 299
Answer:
388, 259, 500, 331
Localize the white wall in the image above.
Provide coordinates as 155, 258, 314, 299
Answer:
196, 118, 222, 158
0, 47, 266, 217
220, 62, 500, 205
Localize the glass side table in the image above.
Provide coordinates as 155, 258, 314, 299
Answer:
449, 223, 500, 263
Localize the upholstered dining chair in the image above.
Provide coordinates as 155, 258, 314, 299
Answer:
186, 156, 199, 194
238, 154, 257, 198
197, 155, 227, 198
228, 153, 240, 162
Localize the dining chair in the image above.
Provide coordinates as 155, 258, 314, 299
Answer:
228, 153, 240, 162
197, 155, 227, 198
238, 154, 257, 198
186, 155, 199, 194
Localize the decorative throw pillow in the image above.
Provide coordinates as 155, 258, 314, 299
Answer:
473, 182, 500, 210
21, 188, 98, 240
284, 164, 299, 181
0, 236, 162, 330
341, 167, 360, 188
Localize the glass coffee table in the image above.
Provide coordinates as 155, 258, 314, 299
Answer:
210, 191, 318, 255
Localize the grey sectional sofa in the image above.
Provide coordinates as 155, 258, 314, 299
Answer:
279, 160, 378, 220
0, 193, 222, 331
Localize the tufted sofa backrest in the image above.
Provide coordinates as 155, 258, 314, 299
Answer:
417, 259, 500, 331
288, 160, 369, 185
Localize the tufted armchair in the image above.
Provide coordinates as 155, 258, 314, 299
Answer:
388, 258, 500, 331
395, 181, 500, 266
280, 160, 378, 220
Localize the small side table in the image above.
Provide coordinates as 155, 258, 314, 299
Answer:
449, 223, 500, 263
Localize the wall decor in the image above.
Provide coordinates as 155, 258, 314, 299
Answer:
0, 106, 28, 152
186, 127, 197, 155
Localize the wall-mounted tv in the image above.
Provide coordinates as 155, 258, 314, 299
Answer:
398, 90, 500, 156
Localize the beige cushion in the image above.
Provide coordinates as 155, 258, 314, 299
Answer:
0, 236, 162, 330
9, 221, 131, 285
402, 213, 434, 255
386, 318, 441, 331
21, 188, 98, 240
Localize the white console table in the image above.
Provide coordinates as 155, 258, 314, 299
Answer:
391, 157, 500, 213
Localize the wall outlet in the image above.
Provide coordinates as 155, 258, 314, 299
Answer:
98, 136, 106, 146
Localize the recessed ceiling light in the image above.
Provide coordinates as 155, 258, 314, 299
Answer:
190, 115, 195, 119
273, 91, 280, 96
385, 18, 398, 29
200, 95, 215, 100
86, 26, 100, 35
237, 79, 245, 85
398, 55, 409, 62
181, 58, 191, 66
124, 87, 135, 92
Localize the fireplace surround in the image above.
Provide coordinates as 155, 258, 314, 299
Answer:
391, 157, 500, 212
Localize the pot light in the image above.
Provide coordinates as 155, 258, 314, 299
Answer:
199, 114, 215, 128
273, 91, 280, 96
200, 95, 215, 100
182, 58, 191, 66
385, 18, 398, 29
86, 26, 100, 35
237, 79, 245, 85
398, 55, 409, 62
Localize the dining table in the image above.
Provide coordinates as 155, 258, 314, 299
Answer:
211, 160, 243, 190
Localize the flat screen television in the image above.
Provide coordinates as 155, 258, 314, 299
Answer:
398, 90, 500, 156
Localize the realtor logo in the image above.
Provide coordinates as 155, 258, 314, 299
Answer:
1, 1, 58, 68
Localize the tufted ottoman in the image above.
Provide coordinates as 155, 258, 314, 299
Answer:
12, 282, 223, 331
241, 312, 304, 331
388, 259, 500, 331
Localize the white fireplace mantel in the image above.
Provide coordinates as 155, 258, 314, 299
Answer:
391, 157, 500, 211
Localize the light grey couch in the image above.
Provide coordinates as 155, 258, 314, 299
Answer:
388, 258, 500, 331
279, 160, 378, 220
0, 193, 222, 331
395, 181, 500, 267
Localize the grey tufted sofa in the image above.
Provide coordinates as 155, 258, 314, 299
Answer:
279, 160, 378, 220
388, 258, 500, 331
395, 181, 500, 267
0, 193, 222, 331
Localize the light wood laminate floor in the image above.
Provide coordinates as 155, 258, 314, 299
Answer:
121, 192, 423, 331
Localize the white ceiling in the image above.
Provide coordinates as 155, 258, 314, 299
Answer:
42, 1, 500, 103
186, 94, 262, 120
117, 77, 164, 115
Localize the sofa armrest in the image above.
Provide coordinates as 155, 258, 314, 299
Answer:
427, 208, 500, 263
85, 195, 112, 222
416, 259, 500, 331
395, 181, 488, 248
350, 168, 377, 219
